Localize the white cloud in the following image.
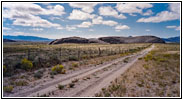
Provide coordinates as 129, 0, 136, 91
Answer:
56, 27, 63, 30
12, 14, 63, 29
116, 3, 153, 15
3, 3, 64, 29
102, 20, 118, 26
166, 26, 177, 28
99, 6, 126, 19
66, 25, 76, 31
77, 21, 93, 28
89, 29, 94, 32
166, 25, 180, 31
92, 16, 118, 26
32, 28, 43, 31
143, 10, 153, 16
92, 16, 103, 24
68, 10, 95, 20
3, 3, 65, 16
69, 3, 97, 13
169, 3, 180, 14
4, 32, 29, 36
137, 3, 180, 23
115, 30, 121, 32
115, 25, 130, 30
49, 16, 65, 21
145, 29, 151, 31
129, 13, 137, 16
3, 27, 11, 30
175, 26, 180, 31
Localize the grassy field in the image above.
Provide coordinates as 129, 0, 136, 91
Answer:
3, 42, 153, 95
95, 43, 180, 97
3, 42, 151, 77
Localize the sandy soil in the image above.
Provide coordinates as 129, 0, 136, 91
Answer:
7, 45, 154, 97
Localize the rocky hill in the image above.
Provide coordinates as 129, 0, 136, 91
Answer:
49, 36, 165, 45
99, 36, 165, 44
49, 37, 89, 45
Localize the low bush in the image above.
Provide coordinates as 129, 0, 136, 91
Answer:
72, 79, 79, 83
3, 65, 7, 72
143, 64, 149, 70
4, 85, 13, 92
69, 83, 75, 88
69, 56, 78, 61
61, 69, 66, 74
51, 64, 64, 74
144, 53, 153, 62
50, 75, 54, 79
57, 84, 64, 90
138, 57, 142, 60
34, 71, 43, 79
15, 80, 28, 86
158, 58, 167, 62
21, 58, 33, 70
72, 62, 79, 68
123, 57, 129, 63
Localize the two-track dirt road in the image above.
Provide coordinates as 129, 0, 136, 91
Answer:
9, 44, 154, 97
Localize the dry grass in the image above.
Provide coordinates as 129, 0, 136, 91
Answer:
96, 43, 180, 97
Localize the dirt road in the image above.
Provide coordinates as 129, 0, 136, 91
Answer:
10, 45, 154, 97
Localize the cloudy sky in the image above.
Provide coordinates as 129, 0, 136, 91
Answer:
3, 2, 180, 39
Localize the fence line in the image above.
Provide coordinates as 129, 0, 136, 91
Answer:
3, 44, 152, 69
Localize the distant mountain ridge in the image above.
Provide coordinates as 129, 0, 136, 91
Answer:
99, 36, 165, 44
3, 35, 53, 42
49, 35, 165, 44
162, 36, 180, 43
3, 39, 16, 42
4, 35, 179, 43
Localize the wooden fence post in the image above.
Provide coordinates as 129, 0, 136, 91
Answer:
118, 47, 121, 54
27, 49, 30, 60
59, 48, 62, 62
98, 47, 101, 56
89, 48, 92, 58
78, 48, 80, 61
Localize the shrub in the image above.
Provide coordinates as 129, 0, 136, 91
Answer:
61, 69, 66, 74
158, 58, 167, 62
50, 75, 54, 79
3, 65, 7, 72
138, 57, 142, 60
15, 80, 28, 86
143, 64, 149, 70
69, 56, 78, 61
34, 71, 43, 79
57, 84, 64, 90
4, 85, 13, 92
72, 79, 79, 83
69, 83, 75, 88
123, 57, 129, 63
21, 58, 33, 70
144, 53, 153, 62
72, 62, 79, 68
50, 71, 57, 75
82, 55, 89, 59
51, 64, 64, 74
69, 67, 74, 70
163, 54, 171, 58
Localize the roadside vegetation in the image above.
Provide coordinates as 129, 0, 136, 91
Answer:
3, 43, 151, 77
95, 43, 180, 97
3, 42, 151, 96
